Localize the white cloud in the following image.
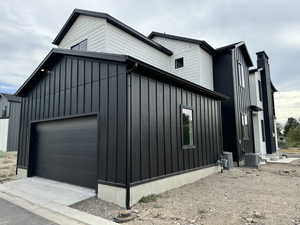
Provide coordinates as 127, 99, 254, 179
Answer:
274, 91, 300, 125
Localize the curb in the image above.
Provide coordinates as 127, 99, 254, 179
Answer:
0, 191, 117, 225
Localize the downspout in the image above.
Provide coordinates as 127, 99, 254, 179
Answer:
125, 62, 139, 209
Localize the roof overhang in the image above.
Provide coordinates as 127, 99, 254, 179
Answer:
0, 93, 21, 103
52, 9, 173, 56
250, 105, 263, 112
249, 67, 263, 74
16, 48, 228, 101
148, 31, 215, 55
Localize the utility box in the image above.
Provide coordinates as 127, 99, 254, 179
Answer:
244, 153, 260, 168
222, 152, 234, 169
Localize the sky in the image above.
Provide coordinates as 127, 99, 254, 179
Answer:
0, 0, 299, 124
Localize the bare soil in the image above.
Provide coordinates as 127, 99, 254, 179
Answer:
0, 152, 17, 183
72, 160, 300, 225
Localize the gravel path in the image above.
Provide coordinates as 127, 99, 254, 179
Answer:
72, 160, 300, 225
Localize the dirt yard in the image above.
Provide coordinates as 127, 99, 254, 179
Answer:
0, 151, 17, 183
72, 160, 300, 225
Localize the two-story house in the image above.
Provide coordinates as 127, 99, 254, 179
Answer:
213, 42, 255, 164
15, 8, 277, 208
16, 9, 226, 208
249, 52, 278, 156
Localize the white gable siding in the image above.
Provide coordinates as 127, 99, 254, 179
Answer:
152, 37, 214, 90
58, 15, 107, 51
105, 24, 170, 71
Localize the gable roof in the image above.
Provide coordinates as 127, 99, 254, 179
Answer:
15, 48, 228, 101
52, 9, 173, 56
148, 32, 215, 55
216, 41, 253, 67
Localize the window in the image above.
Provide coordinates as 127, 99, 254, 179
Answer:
238, 61, 245, 87
241, 113, 249, 140
71, 39, 87, 51
175, 57, 184, 69
258, 80, 262, 101
261, 120, 266, 142
182, 107, 194, 148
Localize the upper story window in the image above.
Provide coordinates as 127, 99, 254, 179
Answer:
238, 61, 245, 88
258, 80, 262, 101
175, 57, 184, 69
241, 112, 249, 140
182, 106, 195, 149
71, 39, 87, 51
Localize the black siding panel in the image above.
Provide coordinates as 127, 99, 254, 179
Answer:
7, 102, 21, 151
128, 71, 223, 183
18, 56, 127, 185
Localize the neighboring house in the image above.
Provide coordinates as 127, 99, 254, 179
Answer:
249, 68, 267, 156
0, 93, 21, 152
250, 52, 278, 155
213, 42, 255, 164
16, 9, 226, 208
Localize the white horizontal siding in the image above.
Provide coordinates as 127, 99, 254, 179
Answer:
152, 37, 214, 90
0, 119, 9, 152
249, 71, 263, 108
59, 15, 107, 52
105, 24, 170, 71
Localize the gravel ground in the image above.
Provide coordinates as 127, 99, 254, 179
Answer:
72, 160, 300, 225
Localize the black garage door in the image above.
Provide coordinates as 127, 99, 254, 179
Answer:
31, 116, 97, 189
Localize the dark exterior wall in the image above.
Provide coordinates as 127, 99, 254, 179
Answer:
232, 48, 254, 160
257, 52, 276, 154
17, 55, 127, 185
213, 51, 238, 160
7, 101, 21, 151
128, 71, 223, 184
214, 48, 254, 162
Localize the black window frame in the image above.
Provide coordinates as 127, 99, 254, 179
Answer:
261, 119, 266, 142
258, 80, 262, 101
181, 105, 195, 150
71, 39, 88, 51
175, 57, 184, 69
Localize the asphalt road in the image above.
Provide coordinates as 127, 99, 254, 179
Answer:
0, 198, 58, 225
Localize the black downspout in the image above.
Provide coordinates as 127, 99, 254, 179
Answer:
125, 62, 138, 209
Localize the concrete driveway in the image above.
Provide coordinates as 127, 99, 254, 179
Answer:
0, 177, 95, 206
0, 198, 58, 225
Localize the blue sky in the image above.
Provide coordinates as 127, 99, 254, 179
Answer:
0, 0, 299, 124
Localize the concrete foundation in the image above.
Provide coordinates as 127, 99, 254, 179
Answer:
97, 165, 220, 208
16, 168, 27, 178
97, 184, 127, 208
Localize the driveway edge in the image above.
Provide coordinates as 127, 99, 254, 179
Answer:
0, 191, 117, 225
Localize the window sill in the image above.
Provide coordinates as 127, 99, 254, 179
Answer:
182, 145, 196, 150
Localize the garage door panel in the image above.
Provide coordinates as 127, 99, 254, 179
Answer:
32, 116, 97, 189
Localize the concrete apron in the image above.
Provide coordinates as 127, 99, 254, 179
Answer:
0, 177, 117, 225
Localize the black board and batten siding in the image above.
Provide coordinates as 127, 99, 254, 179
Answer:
17, 55, 128, 185
17, 51, 224, 188
214, 47, 254, 162
128, 71, 223, 184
